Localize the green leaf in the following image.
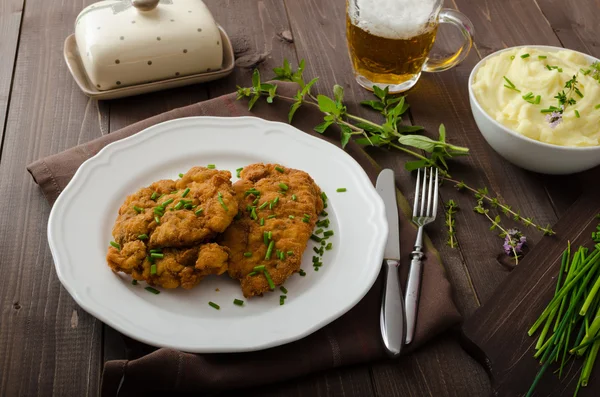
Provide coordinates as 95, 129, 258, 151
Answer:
388, 100, 405, 120
333, 85, 344, 103
386, 96, 404, 105
355, 122, 384, 134
397, 134, 439, 152
317, 95, 338, 114
273, 67, 285, 77
324, 114, 335, 122
439, 124, 446, 142
355, 136, 382, 146
494, 215, 501, 223
405, 160, 429, 171
339, 124, 352, 148
397, 125, 425, 133
373, 85, 386, 100
360, 100, 385, 111
248, 94, 260, 110
252, 69, 261, 90
301, 77, 319, 97
283, 59, 292, 75
288, 101, 302, 123
260, 83, 274, 91
314, 121, 333, 134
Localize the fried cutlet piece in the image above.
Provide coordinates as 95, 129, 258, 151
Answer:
111, 167, 238, 248
220, 163, 323, 298
107, 241, 229, 289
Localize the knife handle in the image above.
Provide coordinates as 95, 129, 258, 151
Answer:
405, 251, 424, 345
380, 259, 405, 357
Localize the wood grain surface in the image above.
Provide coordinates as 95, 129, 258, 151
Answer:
0, 0, 598, 396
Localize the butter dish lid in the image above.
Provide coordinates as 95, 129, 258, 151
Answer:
75, 0, 224, 91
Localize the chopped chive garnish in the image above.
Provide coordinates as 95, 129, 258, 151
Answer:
110, 241, 121, 250
534, 95, 541, 104
313, 247, 320, 254
291, 194, 297, 201
269, 202, 273, 210
522, 92, 533, 99
320, 210, 328, 216
279, 183, 289, 191
150, 253, 164, 258
326, 243, 333, 250
244, 252, 252, 257
161, 198, 174, 207
236, 167, 243, 178
138, 234, 148, 240
133, 206, 144, 214
258, 201, 269, 210
264, 269, 275, 290
174, 201, 184, 210
315, 228, 323, 234
195, 208, 203, 216
263, 232, 269, 245
151, 192, 158, 200
504, 85, 521, 92
520, 53, 530, 59
275, 166, 285, 173
312, 256, 319, 263
207, 164, 216, 169
248, 271, 258, 276
595, 104, 600, 109
250, 207, 257, 220
575, 88, 584, 98
273, 196, 279, 205
324, 230, 334, 237
150, 264, 157, 275
253, 198, 259, 205
278, 251, 285, 260
181, 188, 190, 198
245, 188, 260, 196
265, 240, 275, 259
316, 219, 330, 228
155, 216, 160, 224
558, 68, 563, 72
503, 76, 516, 88
280, 296, 285, 305
132, 280, 138, 285
287, 251, 294, 256
184, 203, 193, 210
171, 191, 178, 194
253, 265, 266, 272
208, 301, 220, 310
145, 286, 160, 294
280, 286, 288, 294
149, 248, 162, 253
302, 217, 310, 223
217, 192, 229, 212
289, 215, 295, 219
310, 234, 322, 242
581, 68, 591, 75
260, 218, 265, 226
538, 55, 547, 59
179, 173, 184, 178
267, 231, 272, 240
510, 55, 515, 60
546, 65, 552, 70
575, 110, 580, 118
540, 108, 554, 113
268, 215, 276, 219
299, 269, 306, 276
233, 299, 244, 306
321, 192, 328, 201
321, 241, 326, 246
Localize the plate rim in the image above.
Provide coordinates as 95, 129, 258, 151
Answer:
47, 116, 388, 352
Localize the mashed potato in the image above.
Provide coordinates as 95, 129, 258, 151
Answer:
472, 47, 600, 147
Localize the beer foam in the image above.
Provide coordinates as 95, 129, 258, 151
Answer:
350, 0, 439, 39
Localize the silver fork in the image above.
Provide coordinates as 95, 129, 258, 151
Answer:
405, 167, 439, 345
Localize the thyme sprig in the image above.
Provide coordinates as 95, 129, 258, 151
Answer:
445, 200, 459, 248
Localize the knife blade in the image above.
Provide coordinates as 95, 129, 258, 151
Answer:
376, 169, 406, 357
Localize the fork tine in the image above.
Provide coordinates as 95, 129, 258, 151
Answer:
432, 168, 439, 218
413, 168, 421, 216
426, 167, 434, 217
419, 168, 427, 216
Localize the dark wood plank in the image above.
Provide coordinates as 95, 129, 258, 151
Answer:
462, 190, 600, 396
535, 0, 600, 58
0, 0, 106, 396
283, 0, 491, 396
0, 0, 23, 142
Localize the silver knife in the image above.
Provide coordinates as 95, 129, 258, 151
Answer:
376, 168, 406, 357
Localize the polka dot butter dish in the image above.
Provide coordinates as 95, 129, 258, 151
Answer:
65, 0, 234, 100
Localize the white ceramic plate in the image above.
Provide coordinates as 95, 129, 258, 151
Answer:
48, 116, 387, 353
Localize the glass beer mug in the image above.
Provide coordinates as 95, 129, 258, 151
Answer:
346, 0, 474, 93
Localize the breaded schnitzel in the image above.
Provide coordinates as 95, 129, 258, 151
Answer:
220, 163, 323, 297
107, 166, 236, 288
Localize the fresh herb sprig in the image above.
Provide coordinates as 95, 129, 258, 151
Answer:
236, 60, 469, 173
445, 200, 459, 248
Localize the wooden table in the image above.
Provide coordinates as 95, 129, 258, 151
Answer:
1, 0, 598, 395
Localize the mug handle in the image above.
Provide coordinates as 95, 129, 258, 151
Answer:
422, 9, 474, 73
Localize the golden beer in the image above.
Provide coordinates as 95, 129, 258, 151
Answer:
346, 16, 438, 86
346, 0, 474, 92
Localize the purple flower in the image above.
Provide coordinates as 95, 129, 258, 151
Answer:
504, 228, 527, 256
545, 111, 563, 129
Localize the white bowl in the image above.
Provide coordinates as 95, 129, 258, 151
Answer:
468, 45, 600, 175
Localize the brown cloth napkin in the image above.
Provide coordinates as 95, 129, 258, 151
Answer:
28, 82, 461, 397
